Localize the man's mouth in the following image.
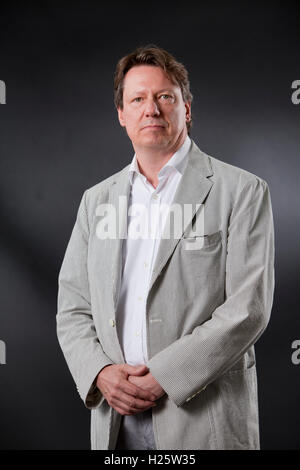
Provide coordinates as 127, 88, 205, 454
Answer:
142, 125, 165, 130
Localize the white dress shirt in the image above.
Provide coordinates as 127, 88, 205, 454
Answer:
114, 136, 191, 450
115, 135, 191, 366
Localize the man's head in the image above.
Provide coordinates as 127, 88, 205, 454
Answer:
114, 45, 193, 154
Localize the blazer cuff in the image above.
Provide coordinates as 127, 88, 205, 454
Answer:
146, 355, 206, 407
78, 356, 114, 409
146, 352, 208, 407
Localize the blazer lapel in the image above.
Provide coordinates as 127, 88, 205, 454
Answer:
147, 140, 214, 294
108, 165, 131, 312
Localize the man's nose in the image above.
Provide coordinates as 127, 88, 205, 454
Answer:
144, 98, 160, 117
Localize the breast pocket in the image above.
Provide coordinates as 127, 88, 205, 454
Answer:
179, 230, 224, 296
183, 230, 222, 251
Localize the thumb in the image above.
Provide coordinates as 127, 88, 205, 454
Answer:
124, 364, 149, 376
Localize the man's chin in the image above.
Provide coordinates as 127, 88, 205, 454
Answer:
139, 136, 170, 149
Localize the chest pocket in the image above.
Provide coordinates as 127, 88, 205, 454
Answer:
178, 230, 224, 296
182, 230, 222, 251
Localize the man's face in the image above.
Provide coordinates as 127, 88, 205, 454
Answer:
117, 65, 191, 152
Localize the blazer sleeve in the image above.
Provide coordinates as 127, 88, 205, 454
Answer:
146, 177, 275, 407
56, 190, 114, 409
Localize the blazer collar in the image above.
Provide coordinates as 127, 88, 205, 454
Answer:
111, 138, 213, 186
128, 135, 192, 186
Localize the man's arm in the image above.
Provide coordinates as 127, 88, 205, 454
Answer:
146, 177, 275, 407
56, 190, 115, 409
57, 191, 158, 412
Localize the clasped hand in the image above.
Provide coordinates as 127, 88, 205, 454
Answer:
96, 364, 165, 415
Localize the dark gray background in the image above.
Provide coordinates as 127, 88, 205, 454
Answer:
0, 0, 299, 449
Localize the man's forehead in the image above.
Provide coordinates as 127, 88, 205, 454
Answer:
123, 65, 179, 92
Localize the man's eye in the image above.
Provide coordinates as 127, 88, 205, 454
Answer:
160, 94, 173, 101
133, 97, 143, 102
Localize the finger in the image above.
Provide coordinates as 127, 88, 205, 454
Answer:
109, 400, 132, 416
114, 391, 156, 410
111, 396, 156, 415
123, 364, 149, 376
113, 403, 152, 416
123, 404, 156, 416
109, 380, 155, 405
134, 385, 157, 402
120, 381, 157, 402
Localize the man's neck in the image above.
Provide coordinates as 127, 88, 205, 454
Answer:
134, 131, 187, 189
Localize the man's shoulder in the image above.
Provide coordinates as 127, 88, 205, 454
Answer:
84, 163, 130, 200
198, 145, 268, 191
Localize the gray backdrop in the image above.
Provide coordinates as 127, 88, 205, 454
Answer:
0, 0, 299, 449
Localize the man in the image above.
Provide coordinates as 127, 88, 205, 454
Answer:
56, 45, 275, 450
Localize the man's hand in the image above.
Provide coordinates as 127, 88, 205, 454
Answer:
128, 372, 166, 400
96, 364, 157, 416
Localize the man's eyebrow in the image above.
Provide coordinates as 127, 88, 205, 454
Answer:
156, 89, 175, 94
128, 88, 176, 97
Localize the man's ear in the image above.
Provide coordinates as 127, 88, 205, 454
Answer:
185, 101, 192, 122
117, 107, 126, 127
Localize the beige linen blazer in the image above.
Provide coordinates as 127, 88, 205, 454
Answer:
57, 140, 275, 450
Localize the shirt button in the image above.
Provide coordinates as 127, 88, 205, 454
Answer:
109, 319, 115, 327
152, 194, 158, 200
144, 261, 149, 268
137, 296, 143, 301
135, 331, 140, 336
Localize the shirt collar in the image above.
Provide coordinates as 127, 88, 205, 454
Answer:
128, 135, 191, 186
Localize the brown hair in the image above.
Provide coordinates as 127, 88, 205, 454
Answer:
114, 44, 193, 133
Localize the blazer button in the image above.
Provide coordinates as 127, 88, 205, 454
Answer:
109, 318, 116, 327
